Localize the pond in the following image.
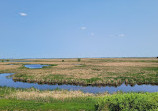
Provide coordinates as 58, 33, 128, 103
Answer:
1, 73, 158, 94
24, 64, 49, 69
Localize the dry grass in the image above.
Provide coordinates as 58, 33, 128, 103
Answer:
6, 90, 95, 100
0, 64, 20, 70
92, 62, 158, 67
0, 58, 158, 85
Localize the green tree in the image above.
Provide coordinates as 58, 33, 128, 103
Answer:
78, 58, 81, 62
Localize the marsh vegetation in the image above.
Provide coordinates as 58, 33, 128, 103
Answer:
0, 87, 158, 111
0, 58, 157, 86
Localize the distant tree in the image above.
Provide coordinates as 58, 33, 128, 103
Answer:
78, 58, 81, 62
62, 60, 64, 62
1, 60, 4, 62
157, 57, 158, 59
6, 59, 10, 62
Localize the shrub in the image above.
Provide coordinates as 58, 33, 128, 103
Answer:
62, 60, 64, 62
78, 58, 81, 62
96, 93, 158, 111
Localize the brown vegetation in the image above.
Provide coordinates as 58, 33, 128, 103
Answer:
0, 58, 158, 86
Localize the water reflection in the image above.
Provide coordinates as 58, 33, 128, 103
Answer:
1, 73, 158, 93
24, 64, 49, 69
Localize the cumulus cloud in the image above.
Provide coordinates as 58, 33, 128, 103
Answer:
80, 26, 87, 30
118, 34, 125, 37
19, 12, 27, 16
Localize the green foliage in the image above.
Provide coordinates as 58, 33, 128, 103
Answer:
6, 59, 10, 62
96, 93, 158, 111
85, 77, 102, 83
42, 64, 58, 69
78, 58, 81, 62
48, 64, 58, 66
62, 60, 64, 62
1, 59, 4, 62
144, 67, 158, 71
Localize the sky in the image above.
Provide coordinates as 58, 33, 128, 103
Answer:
0, 0, 158, 58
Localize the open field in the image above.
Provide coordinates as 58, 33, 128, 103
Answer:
0, 87, 158, 111
0, 58, 158, 86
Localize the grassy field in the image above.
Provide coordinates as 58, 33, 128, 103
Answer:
0, 58, 158, 86
0, 87, 158, 111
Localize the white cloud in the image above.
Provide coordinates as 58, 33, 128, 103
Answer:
108, 34, 126, 38
118, 34, 125, 37
19, 12, 27, 16
80, 26, 87, 30
90, 32, 95, 36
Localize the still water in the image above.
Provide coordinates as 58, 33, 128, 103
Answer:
1, 73, 158, 93
24, 64, 49, 69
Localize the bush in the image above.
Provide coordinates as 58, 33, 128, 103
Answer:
96, 93, 158, 111
62, 60, 64, 62
78, 58, 81, 62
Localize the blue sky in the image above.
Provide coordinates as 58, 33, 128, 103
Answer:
0, 0, 158, 58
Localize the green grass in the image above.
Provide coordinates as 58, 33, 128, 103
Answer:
0, 98, 96, 111
143, 67, 158, 71
84, 77, 102, 83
